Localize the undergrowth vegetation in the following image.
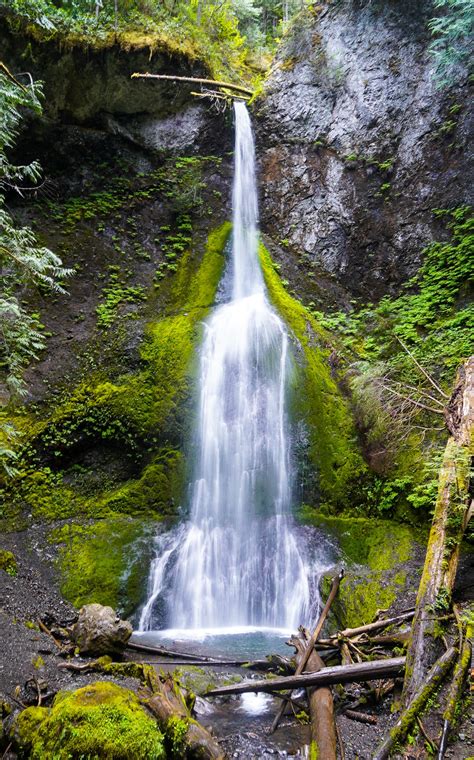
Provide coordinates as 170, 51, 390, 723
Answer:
310, 206, 473, 519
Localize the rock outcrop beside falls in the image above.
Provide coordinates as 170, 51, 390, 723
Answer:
256, 0, 472, 301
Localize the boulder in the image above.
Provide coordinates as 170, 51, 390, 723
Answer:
72, 604, 132, 656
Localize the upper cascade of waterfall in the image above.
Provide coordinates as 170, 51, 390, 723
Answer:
138, 101, 322, 633
231, 100, 264, 300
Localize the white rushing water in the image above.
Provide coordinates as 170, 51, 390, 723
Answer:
138, 102, 322, 634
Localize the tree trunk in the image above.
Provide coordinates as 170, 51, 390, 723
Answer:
402, 356, 473, 706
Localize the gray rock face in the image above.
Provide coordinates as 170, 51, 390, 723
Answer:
256, 0, 472, 300
72, 604, 132, 655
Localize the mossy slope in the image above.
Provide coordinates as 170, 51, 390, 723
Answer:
2, 224, 230, 614
305, 510, 421, 629
259, 242, 366, 506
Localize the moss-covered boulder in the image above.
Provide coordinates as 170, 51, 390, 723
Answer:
302, 510, 423, 630
13, 681, 165, 759
0, 550, 17, 576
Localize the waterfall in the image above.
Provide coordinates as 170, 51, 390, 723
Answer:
139, 102, 320, 633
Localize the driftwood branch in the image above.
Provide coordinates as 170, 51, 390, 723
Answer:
271, 568, 343, 733
205, 657, 406, 696
373, 646, 458, 760
131, 72, 253, 96
316, 610, 415, 646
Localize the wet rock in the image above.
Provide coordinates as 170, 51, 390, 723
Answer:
72, 604, 132, 656
256, 0, 472, 301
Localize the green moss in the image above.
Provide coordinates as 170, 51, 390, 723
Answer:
50, 517, 156, 615
259, 243, 366, 505
14, 681, 165, 759
0, 549, 17, 576
4, 223, 230, 530
308, 512, 420, 628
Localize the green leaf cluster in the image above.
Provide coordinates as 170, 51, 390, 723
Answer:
314, 206, 474, 388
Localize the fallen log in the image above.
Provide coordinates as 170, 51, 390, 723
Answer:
127, 640, 230, 662
402, 357, 473, 707
293, 633, 337, 760
438, 637, 472, 758
271, 568, 343, 732
205, 656, 406, 696
144, 674, 223, 760
373, 646, 458, 760
131, 72, 253, 97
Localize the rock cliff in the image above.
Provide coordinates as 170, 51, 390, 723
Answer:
256, 0, 472, 302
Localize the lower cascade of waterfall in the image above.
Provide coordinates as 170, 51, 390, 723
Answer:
137, 101, 331, 642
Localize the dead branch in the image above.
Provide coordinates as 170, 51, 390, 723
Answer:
316, 609, 415, 646
131, 72, 253, 97
205, 657, 406, 696
395, 336, 449, 399
373, 646, 458, 760
270, 568, 343, 733
0, 61, 28, 92
343, 709, 377, 724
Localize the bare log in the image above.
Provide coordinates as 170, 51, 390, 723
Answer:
402, 357, 473, 706
373, 646, 458, 760
292, 634, 337, 760
131, 72, 253, 96
205, 657, 406, 696
271, 568, 343, 732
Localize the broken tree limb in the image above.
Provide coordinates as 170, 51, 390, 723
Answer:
205, 656, 406, 696
293, 633, 337, 760
402, 356, 473, 707
144, 674, 223, 760
343, 709, 377, 725
316, 610, 415, 646
270, 568, 343, 733
131, 72, 253, 97
373, 646, 458, 760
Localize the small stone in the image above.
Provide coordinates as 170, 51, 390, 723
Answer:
72, 603, 132, 656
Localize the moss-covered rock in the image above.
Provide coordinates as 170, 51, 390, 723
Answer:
302, 510, 422, 630
50, 517, 156, 616
259, 243, 366, 507
0, 549, 17, 576
13, 681, 165, 759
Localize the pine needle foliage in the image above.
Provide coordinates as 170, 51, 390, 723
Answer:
0, 66, 72, 474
